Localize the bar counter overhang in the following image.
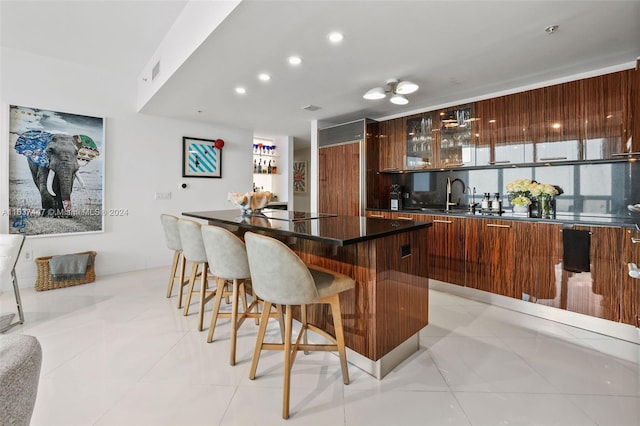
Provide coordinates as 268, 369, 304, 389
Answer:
183, 209, 432, 379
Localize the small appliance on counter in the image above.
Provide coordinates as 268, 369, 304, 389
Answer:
390, 184, 402, 211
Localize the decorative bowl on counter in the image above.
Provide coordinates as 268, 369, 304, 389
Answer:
228, 191, 272, 213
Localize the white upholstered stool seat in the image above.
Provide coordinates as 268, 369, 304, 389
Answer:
244, 231, 355, 419
177, 218, 216, 331
201, 225, 282, 366
160, 214, 189, 308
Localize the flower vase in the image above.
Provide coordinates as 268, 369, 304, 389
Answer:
512, 204, 530, 217
538, 196, 551, 218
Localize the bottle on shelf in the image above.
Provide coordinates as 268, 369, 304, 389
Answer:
257, 160, 262, 174
267, 160, 272, 174
271, 158, 277, 174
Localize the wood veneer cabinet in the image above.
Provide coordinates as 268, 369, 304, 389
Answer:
631, 59, 640, 155
530, 80, 583, 162
369, 68, 636, 176
475, 93, 534, 166
532, 222, 563, 302
366, 209, 635, 325
621, 227, 640, 326
378, 117, 405, 171
583, 70, 634, 159
426, 215, 466, 285
318, 142, 360, 216
464, 218, 536, 299
531, 223, 621, 321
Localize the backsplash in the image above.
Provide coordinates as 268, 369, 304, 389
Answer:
391, 161, 639, 217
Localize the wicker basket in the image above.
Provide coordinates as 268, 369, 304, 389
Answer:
34, 251, 97, 291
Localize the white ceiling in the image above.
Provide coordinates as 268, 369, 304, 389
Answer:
0, 0, 189, 75
2, 1, 640, 149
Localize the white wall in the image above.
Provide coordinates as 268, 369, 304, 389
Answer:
1, 47, 253, 286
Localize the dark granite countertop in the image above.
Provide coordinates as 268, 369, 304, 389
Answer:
183, 209, 431, 246
369, 207, 640, 228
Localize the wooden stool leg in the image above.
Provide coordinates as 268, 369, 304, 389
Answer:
197, 263, 208, 331
301, 304, 309, 355
282, 305, 293, 419
207, 278, 226, 343
166, 251, 180, 298
230, 278, 240, 366
239, 281, 250, 320
276, 304, 286, 342
249, 301, 273, 380
183, 263, 199, 316
177, 255, 187, 309
251, 286, 260, 325
329, 295, 349, 385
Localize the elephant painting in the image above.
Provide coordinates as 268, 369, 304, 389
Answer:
14, 130, 100, 217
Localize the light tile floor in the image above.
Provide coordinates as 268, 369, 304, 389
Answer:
1, 267, 639, 425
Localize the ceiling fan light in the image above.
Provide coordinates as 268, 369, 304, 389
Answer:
363, 87, 386, 100
395, 81, 419, 95
390, 94, 409, 105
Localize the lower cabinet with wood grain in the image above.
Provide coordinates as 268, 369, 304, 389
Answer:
621, 227, 640, 327
367, 209, 639, 326
534, 223, 622, 322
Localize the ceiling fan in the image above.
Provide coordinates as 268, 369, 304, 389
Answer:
363, 79, 419, 105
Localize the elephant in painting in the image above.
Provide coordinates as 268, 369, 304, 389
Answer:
14, 130, 99, 217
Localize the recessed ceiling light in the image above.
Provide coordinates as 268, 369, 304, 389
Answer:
328, 31, 344, 43
235, 86, 246, 94
302, 104, 321, 111
258, 73, 271, 82
288, 56, 302, 65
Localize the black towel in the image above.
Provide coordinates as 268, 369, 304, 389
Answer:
562, 229, 591, 273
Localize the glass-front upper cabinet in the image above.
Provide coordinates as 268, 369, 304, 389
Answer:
437, 106, 475, 168
406, 113, 433, 169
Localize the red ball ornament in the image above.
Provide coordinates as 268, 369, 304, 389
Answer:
214, 139, 225, 149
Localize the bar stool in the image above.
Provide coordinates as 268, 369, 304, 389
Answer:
244, 231, 355, 419
160, 214, 188, 308
201, 225, 280, 365
178, 218, 216, 331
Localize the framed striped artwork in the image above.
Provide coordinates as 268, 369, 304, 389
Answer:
182, 137, 222, 178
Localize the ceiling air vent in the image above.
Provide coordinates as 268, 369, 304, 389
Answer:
152, 61, 160, 81
319, 119, 368, 147
303, 105, 321, 111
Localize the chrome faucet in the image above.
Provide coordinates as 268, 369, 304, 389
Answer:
445, 178, 466, 211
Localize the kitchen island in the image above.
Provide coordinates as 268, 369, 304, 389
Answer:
183, 209, 432, 378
